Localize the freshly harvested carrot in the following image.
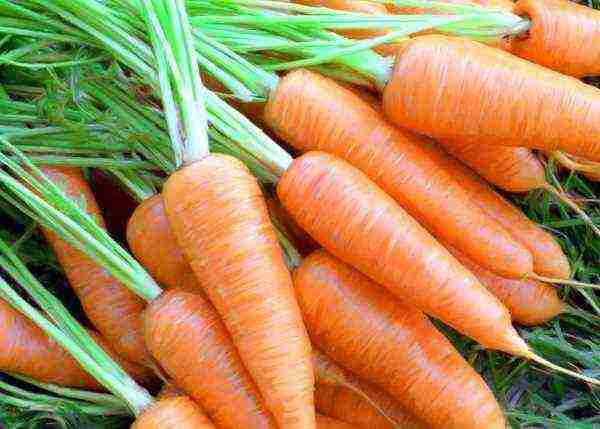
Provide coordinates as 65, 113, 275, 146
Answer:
382, 35, 600, 161
127, 195, 200, 293
293, 250, 506, 429
419, 140, 571, 279
39, 166, 148, 365
133, 397, 216, 429
316, 415, 357, 429
265, 69, 533, 279
509, 0, 600, 78
143, 289, 277, 429
444, 243, 565, 326
163, 154, 314, 429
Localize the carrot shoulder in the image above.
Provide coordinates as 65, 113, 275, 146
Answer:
133, 397, 215, 429
294, 250, 506, 429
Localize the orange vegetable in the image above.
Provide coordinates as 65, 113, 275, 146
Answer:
39, 166, 148, 365
265, 69, 533, 279
316, 415, 358, 429
294, 250, 506, 429
143, 289, 277, 429
163, 154, 314, 429
132, 397, 215, 429
382, 35, 600, 162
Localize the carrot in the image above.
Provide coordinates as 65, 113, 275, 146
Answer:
293, 249, 506, 429
382, 35, 600, 162
316, 415, 358, 429
133, 397, 216, 429
509, 0, 600, 78
163, 154, 314, 429
157, 383, 185, 400
265, 69, 533, 279
39, 166, 149, 365
143, 289, 277, 429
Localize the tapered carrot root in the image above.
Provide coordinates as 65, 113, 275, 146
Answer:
278, 151, 526, 354
143, 289, 277, 429
133, 397, 215, 429
509, 0, 600, 78
316, 415, 357, 429
419, 140, 571, 280
383, 35, 600, 161
294, 250, 506, 429
39, 166, 148, 365
127, 195, 200, 293
163, 154, 315, 429
265, 69, 533, 279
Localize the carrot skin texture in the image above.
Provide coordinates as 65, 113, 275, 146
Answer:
510, 0, 600, 78
133, 397, 215, 429
293, 250, 506, 429
278, 151, 525, 354
419, 141, 571, 280
265, 69, 533, 279
383, 35, 600, 161
143, 289, 277, 429
39, 166, 148, 365
316, 415, 357, 429
163, 155, 315, 429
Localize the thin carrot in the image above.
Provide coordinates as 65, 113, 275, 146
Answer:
317, 415, 358, 429
143, 289, 277, 429
509, 0, 600, 78
382, 35, 600, 162
293, 249, 506, 429
39, 166, 148, 365
265, 69, 533, 279
163, 154, 315, 429
132, 397, 216, 429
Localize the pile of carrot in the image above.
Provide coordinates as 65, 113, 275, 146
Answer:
2, 0, 600, 427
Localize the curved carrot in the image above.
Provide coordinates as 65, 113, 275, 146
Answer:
143, 289, 277, 429
509, 0, 600, 78
317, 415, 357, 429
382, 35, 600, 161
133, 397, 215, 429
127, 195, 200, 293
293, 250, 506, 429
163, 154, 314, 429
265, 69, 533, 279
39, 166, 148, 365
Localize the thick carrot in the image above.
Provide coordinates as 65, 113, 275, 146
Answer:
317, 415, 357, 429
419, 140, 571, 279
382, 35, 600, 161
127, 195, 200, 293
293, 250, 506, 429
132, 397, 216, 429
143, 289, 277, 429
39, 166, 148, 365
265, 69, 533, 279
509, 0, 600, 78
163, 154, 314, 429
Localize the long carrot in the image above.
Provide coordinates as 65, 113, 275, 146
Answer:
132, 397, 216, 429
509, 0, 600, 78
265, 69, 533, 279
316, 415, 358, 429
39, 166, 149, 366
293, 249, 506, 429
143, 289, 277, 429
382, 35, 600, 162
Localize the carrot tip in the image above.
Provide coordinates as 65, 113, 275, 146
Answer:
526, 351, 600, 387
542, 184, 600, 239
530, 273, 600, 290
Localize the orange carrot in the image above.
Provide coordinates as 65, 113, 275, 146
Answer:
133, 397, 216, 429
293, 250, 506, 429
317, 415, 358, 429
382, 35, 600, 161
143, 289, 277, 429
265, 69, 533, 279
39, 166, 148, 365
509, 0, 600, 78
163, 154, 314, 429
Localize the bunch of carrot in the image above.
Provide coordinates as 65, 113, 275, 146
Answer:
1, 0, 600, 427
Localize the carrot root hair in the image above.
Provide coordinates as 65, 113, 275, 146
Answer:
524, 350, 600, 387
541, 184, 600, 239
529, 273, 600, 290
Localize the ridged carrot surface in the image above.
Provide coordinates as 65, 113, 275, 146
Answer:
143, 289, 277, 429
163, 154, 314, 429
383, 35, 600, 161
278, 151, 526, 354
132, 397, 215, 429
510, 0, 600, 78
316, 415, 358, 429
265, 69, 533, 278
419, 140, 571, 279
293, 250, 506, 429
39, 166, 148, 365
